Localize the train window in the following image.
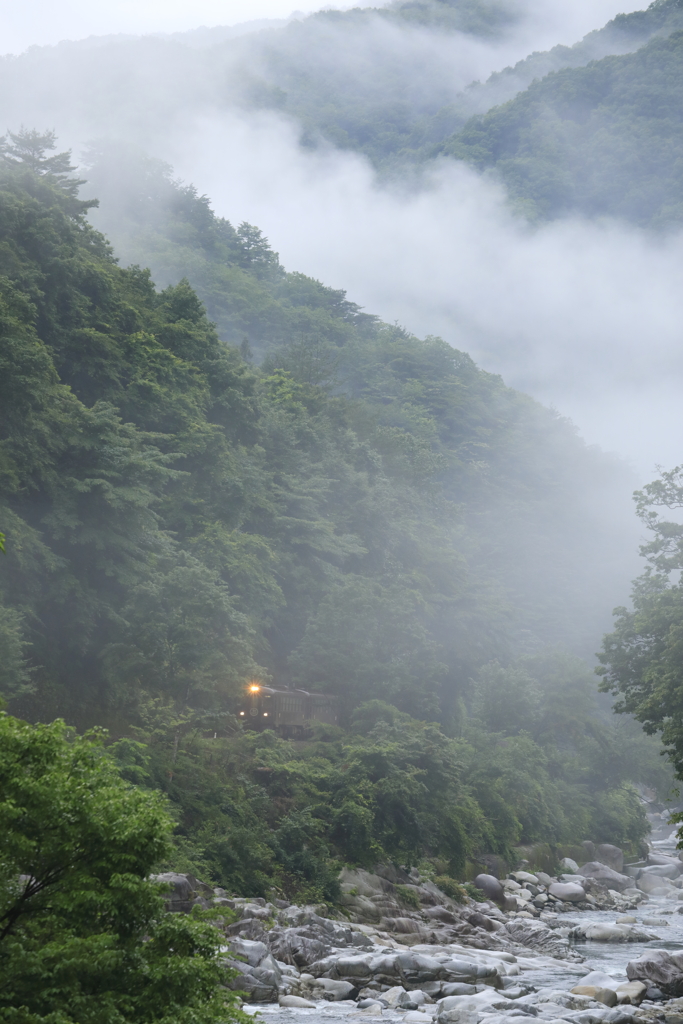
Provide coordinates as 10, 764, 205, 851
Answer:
280, 697, 304, 713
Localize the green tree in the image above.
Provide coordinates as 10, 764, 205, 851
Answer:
600, 465, 683, 778
0, 713, 242, 1024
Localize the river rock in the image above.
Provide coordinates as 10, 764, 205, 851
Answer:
637, 872, 676, 895
571, 986, 618, 1006
549, 881, 586, 902
639, 862, 681, 879
229, 937, 270, 967
579, 862, 632, 892
615, 981, 646, 1004
504, 917, 583, 960
560, 857, 580, 873
627, 950, 683, 996
279, 995, 317, 1007
595, 845, 625, 873
311, 977, 358, 1001
151, 871, 211, 912
473, 874, 504, 904
510, 870, 539, 885
575, 971, 620, 990
647, 853, 681, 868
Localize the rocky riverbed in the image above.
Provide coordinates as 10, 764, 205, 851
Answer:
157, 832, 683, 1024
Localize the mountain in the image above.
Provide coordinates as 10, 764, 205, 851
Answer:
0, 141, 665, 893
3, 1, 682, 172
439, 23, 683, 225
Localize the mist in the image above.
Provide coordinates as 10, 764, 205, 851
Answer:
99, 103, 680, 479
1, 0, 677, 479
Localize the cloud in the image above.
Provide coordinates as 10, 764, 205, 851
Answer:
1, 0, 674, 479
164, 107, 683, 478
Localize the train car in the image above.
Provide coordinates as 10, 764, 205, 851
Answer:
237, 683, 338, 737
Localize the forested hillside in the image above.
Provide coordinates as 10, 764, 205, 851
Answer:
0, 136, 667, 898
4, 1, 683, 175
440, 24, 683, 225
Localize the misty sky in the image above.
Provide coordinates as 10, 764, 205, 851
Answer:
1, 0, 644, 54
0, 0, 331, 52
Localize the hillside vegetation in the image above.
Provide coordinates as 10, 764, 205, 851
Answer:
441, 20, 683, 225
4, 1, 683, 176
0, 135, 668, 898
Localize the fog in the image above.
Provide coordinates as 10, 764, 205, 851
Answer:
159, 109, 683, 477
1, 0, 678, 480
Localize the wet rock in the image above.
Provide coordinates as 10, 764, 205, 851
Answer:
504, 918, 582, 960
311, 977, 358, 1001
638, 872, 676, 895
571, 986, 618, 1006
595, 845, 625, 873
615, 981, 646, 1005
639, 862, 681, 880
627, 949, 683, 996
424, 906, 459, 925
510, 871, 540, 886
268, 928, 330, 967
548, 881, 586, 903
228, 937, 270, 967
468, 912, 498, 932
279, 995, 317, 1007
474, 874, 505, 904
151, 871, 211, 913
579, 862, 632, 892
572, 922, 655, 942
223, 954, 282, 1002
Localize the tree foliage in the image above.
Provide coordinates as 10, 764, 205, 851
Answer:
0, 713, 242, 1024
600, 465, 683, 779
440, 24, 683, 225
0, 142, 663, 889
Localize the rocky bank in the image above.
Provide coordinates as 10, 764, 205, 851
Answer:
155, 836, 683, 1024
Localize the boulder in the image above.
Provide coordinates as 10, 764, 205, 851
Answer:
596, 845, 624, 873
473, 874, 504, 904
510, 870, 539, 885
311, 977, 358, 1001
647, 853, 680, 868
279, 995, 317, 1008
582, 840, 596, 861
468, 912, 498, 932
441, 983, 478, 997
637, 872, 676, 895
424, 906, 458, 925
548, 881, 585, 903
229, 938, 270, 967
639, 862, 681, 879
574, 971, 620, 991
581, 924, 640, 942
571, 986, 617, 1006
224, 956, 282, 1002
560, 857, 580, 873
267, 927, 330, 967
627, 950, 683, 996
615, 981, 646, 1005
150, 872, 210, 913
579, 862, 632, 892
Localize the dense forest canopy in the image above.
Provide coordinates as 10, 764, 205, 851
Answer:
0, 134, 669, 897
441, 23, 683, 225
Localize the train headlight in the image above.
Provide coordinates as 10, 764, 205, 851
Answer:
263, 712, 268, 717
239, 711, 245, 716
249, 684, 260, 693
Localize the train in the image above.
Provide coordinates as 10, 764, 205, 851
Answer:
237, 683, 338, 737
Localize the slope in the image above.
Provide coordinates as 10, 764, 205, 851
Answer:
440, 26, 683, 225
